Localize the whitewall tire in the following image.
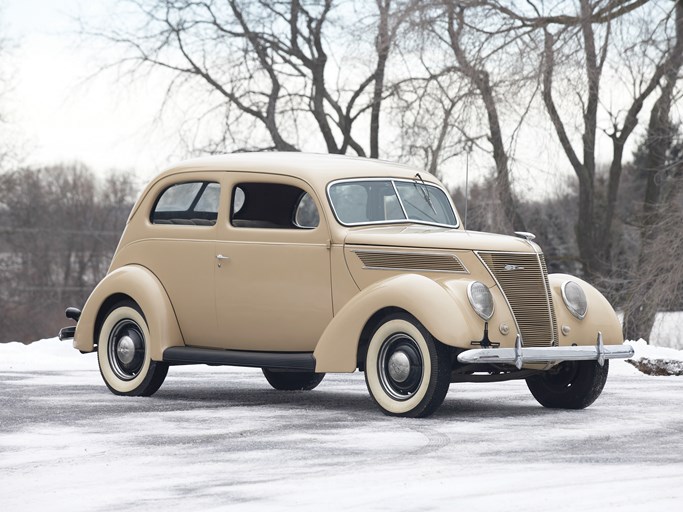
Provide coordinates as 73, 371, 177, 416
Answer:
364, 313, 451, 417
97, 300, 168, 396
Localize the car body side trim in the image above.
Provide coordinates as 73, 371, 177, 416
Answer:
163, 346, 316, 371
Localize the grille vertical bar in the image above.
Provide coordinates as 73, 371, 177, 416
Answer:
479, 252, 557, 347
538, 254, 559, 346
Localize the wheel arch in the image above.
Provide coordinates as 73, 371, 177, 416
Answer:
74, 265, 185, 360
94, 293, 136, 344
313, 273, 483, 373
356, 306, 407, 372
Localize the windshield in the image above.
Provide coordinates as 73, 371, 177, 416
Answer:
328, 179, 458, 227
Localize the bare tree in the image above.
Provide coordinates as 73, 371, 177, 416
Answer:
622, 165, 683, 340
514, 0, 678, 275
391, 38, 478, 180
87, 0, 414, 157
443, 2, 529, 232
622, 0, 683, 339
390, 1, 552, 231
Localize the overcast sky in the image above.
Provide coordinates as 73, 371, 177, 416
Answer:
3, 0, 180, 181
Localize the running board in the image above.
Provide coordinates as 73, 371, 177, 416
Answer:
162, 346, 316, 371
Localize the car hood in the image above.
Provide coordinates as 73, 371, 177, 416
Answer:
343, 225, 537, 253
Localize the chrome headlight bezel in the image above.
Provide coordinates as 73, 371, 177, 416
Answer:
467, 281, 494, 320
561, 280, 588, 320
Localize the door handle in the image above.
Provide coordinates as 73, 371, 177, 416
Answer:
216, 254, 230, 267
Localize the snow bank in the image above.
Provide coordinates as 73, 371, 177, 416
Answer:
624, 339, 683, 376
626, 338, 683, 361
0, 337, 94, 371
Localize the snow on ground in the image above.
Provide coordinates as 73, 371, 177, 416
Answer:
1, 339, 682, 511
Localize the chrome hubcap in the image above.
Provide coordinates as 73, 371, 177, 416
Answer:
387, 351, 411, 382
108, 319, 145, 381
116, 336, 136, 365
377, 333, 424, 401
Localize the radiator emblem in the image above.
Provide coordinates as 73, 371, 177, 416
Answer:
504, 264, 525, 271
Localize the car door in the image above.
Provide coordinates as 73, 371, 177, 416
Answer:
131, 174, 223, 345
213, 173, 333, 352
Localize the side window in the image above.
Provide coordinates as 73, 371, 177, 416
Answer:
293, 192, 320, 229
151, 181, 220, 226
154, 182, 202, 212
231, 182, 320, 229
194, 182, 220, 212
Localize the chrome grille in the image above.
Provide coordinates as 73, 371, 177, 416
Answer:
479, 252, 557, 347
355, 251, 466, 273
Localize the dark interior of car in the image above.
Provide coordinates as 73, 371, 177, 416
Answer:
150, 180, 315, 229
231, 182, 307, 229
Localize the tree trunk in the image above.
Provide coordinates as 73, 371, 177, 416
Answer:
370, 0, 391, 159
622, 0, 683, 342
446, 5, 526, 232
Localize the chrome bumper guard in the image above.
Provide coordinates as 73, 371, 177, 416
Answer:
57, 307, 81, 342
457, 332, 634, 370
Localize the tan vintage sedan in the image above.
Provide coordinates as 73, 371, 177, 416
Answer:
59, 153, 633, 417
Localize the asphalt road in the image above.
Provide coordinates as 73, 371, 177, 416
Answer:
1, 355, 682, 511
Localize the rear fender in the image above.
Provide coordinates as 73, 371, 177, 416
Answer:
73, 265, 185, 360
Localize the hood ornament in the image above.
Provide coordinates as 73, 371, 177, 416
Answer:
514, 231, 536, 241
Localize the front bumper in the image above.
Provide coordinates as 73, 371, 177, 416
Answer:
457, 332, 633, 369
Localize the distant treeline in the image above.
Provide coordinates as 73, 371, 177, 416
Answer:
0, 157, 680, 343
0, 164, 136, 342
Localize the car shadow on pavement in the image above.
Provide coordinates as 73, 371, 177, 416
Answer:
152, 383, 545, 419
1, 368, 558, 422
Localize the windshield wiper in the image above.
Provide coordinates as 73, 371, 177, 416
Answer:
414, 173, 437, 215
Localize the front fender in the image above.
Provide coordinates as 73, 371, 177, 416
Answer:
73, 265, 185, 360
549, 273, 623, 346
313, 274, 483, 372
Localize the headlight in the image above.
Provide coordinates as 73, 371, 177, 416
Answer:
561, 281, 587, 319
467, 281, 494, 320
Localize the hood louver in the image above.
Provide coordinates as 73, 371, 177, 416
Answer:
354, 251, 466, 273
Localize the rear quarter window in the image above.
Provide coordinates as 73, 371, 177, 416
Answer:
151, 181, 220, 226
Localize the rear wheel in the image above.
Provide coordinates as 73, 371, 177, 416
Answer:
364, 313, 451, 418
262, 369, 325, 391
526, 360, 609, 409
97, 300, 168, 396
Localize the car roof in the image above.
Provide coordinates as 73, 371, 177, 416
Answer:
156, 152, 442, 189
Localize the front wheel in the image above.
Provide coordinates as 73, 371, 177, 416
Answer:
526, 360, 609, 409
262, 369, 325, 390
97, 300, 168, 396
364, 313, 451, 418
